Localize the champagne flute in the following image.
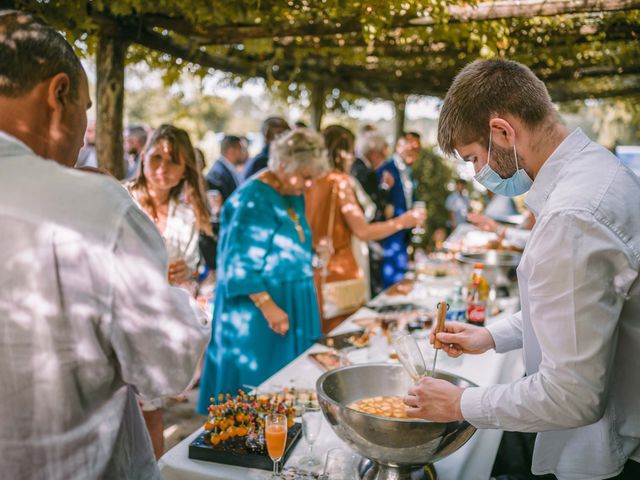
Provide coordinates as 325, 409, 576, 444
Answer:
322, 448, 359, 479
299, 403, 323, 470
390, 333, 428, 381
265, 413, 288, 478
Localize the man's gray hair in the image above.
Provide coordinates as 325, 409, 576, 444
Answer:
356, 131, 388, 159
0, 10, 83, 99
268, 128, 329, 174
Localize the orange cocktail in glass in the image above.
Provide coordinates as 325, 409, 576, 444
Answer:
265, 413, 288, 477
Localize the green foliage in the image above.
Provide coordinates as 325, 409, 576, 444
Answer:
413, 147, 454, 245
13, 0, 640, 115
560, 96, 640, 148
124, 82, 230, 143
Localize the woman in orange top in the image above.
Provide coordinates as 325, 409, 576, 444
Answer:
305, 125, 426, 332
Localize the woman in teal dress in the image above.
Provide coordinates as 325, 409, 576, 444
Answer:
197, 129, 329, 414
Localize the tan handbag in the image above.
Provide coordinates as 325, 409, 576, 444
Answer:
320, 181, 366, 319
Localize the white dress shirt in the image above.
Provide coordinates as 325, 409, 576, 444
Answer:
129, 192, 201, 273
460, 129, 640, 479
0, 132, 210, 480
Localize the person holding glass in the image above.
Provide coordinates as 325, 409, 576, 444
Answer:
127, 124, 212, 457
305, 125, 427, 333
196, 129, 329, 414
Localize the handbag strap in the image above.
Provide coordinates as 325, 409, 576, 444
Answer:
326, 179, 338, 239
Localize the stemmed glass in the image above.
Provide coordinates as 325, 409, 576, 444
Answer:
299, 402, 323, 471
390, 333, 428, 381
321, 448, 359, 479
265, 413, 288, 478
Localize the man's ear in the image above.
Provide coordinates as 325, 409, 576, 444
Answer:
47, 73, 72, 110
488, 117, 516, 149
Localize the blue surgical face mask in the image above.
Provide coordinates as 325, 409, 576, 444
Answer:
474, 131, 533, 197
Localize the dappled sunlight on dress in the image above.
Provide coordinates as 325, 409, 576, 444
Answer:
196, 179, 321, 414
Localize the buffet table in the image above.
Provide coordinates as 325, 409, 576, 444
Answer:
159, 273, 524, 480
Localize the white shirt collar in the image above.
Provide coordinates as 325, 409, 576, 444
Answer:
0, 131, 36, 157
525, 128, 591, 217
393, 153, 407, 171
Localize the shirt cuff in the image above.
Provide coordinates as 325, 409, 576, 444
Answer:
486, 317, 523, 354
460, 386, 498, 429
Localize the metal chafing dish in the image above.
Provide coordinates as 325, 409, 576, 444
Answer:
316, 364, 477, 480
455, 250, 522, 296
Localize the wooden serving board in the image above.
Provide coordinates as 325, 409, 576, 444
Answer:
189, 423, 302, 470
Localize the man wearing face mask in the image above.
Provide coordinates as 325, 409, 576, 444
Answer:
404, 59, 640, 480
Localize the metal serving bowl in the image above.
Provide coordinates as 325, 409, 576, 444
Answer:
316, 364, 477, 480
455, 250, 522, 288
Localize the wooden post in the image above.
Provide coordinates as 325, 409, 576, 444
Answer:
96, 30, 128, 179
309, 84, 326, 131
393, 97, 407, 145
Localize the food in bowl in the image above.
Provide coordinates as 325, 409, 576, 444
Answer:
348, 395, 409, 419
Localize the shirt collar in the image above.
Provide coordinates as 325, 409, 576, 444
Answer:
393, 154, 406, 171
0, 131, 36, 157
358, 156, 372, 169
525, 128, 591, 217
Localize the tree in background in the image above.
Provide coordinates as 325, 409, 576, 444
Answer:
125, 86, 230, 144
413, 147, 454, 248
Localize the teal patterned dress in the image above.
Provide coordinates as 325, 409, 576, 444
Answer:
197, 179, 321, 414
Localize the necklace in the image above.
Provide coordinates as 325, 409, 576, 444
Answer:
286, 207, 305, 243
263, 171, 306, 243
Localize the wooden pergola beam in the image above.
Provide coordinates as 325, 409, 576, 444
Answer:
411, 0, 640, 25
135, 0, 640, 45
91, 7, 640, 105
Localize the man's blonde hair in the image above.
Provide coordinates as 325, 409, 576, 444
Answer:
437, 59, 555, 156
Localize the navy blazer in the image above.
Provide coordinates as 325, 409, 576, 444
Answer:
205, 158, 239, 202
376, 158, 408, 216
243, 144, 269, 181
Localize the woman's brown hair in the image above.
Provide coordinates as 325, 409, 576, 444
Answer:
322, 125, 355, 172
130, 124, 213, 236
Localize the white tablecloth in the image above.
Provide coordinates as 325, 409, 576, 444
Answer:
159, 275, 524, 480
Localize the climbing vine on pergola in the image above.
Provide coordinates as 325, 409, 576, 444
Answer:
9, 0, 640, 177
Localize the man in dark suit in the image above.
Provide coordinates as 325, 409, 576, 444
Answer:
376, 131, 421, 288
352, 130, 395, 296
242, 117, 290, 180
205, 135, 244, 202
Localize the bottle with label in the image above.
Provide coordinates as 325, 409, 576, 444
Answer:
447, 282, 467, 321
466, 263, 490, 326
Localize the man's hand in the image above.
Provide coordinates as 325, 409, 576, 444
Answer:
261, 301, 290, 336
404, 376, 464, 422
467, 213, 498, 233
429, 321, 495, 357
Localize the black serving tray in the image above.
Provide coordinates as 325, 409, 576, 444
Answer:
365, 302, 421, 313
315, 329, 367, 350
189, 423, 302, 470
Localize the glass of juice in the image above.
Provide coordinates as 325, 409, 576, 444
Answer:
265, 413, 288, 478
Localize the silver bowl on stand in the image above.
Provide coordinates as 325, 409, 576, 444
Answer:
455, 250, 521, 297
316, 364, 477, 480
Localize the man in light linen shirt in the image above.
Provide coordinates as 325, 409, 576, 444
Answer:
0, 11, 209, 480
404, 59, 640, 479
